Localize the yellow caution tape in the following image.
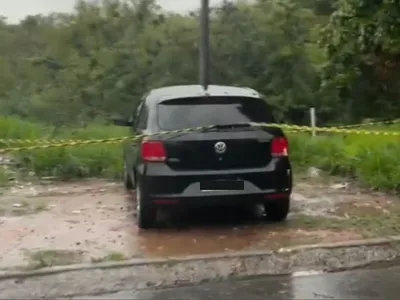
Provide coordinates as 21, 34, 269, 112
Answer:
0, 123, 399, 154
247, 123, 400, 135
0, 126, 216, 146
0, 125, 215, 154
0, 137, 139, 154
0, 138, 88, 145
333, 118, 400, 129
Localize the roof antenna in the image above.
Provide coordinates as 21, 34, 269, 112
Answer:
199, 0, 210, 91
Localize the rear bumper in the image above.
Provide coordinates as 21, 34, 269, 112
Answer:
150, 193, 290, 207
137, 158, 292, 206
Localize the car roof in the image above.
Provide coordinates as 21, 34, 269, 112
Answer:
146, 85, 262, 104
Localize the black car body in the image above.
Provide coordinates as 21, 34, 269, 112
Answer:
114, 85, 292, 229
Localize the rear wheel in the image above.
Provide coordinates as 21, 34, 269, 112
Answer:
263, 198, 290, 222
135, 182, 156, 229
123, 165, 136, 190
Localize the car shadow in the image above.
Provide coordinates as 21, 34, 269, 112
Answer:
125, 189, 274, 229
159, 204, 265, 229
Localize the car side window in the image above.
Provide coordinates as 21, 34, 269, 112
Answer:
133, 102, 142, 120
132, 102, 142, 129
136, 105, 148, 131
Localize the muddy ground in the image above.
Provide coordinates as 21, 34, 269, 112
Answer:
0, 174, 399, 270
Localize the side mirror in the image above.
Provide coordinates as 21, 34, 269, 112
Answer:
112, 118, 133, 127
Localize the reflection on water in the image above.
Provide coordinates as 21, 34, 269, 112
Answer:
125, 204, 358, 258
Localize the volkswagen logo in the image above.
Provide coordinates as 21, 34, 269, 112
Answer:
214, 141, 227, 154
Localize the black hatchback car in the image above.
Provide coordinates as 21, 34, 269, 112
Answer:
114, 85, 292, 229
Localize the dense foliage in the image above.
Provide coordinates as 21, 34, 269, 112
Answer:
2, 0, 397, 128
1, 0, 400, 191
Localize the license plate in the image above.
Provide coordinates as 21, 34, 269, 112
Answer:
200, 180, 244, 191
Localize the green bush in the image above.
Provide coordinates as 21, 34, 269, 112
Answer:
289, 133, 400, 191
1, 116, 400, 191
0, 117, 128, 180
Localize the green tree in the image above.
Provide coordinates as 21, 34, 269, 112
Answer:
321, 0, 400, 123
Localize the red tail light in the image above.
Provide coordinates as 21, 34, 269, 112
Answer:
141, 141, 167, 162
271, 137, 288, 157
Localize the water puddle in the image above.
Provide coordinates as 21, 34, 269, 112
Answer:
132, 224, 361, 257
0, 179, 392, 269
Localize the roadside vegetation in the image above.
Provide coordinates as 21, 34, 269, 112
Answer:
0, 116, 399, 192
0, 0, 399, 191
289, 131, 400, 191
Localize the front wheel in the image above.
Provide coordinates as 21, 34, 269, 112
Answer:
135, 183, 156, 229
263, 198, 290, 222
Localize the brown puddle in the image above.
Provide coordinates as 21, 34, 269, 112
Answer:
0, 179, 379, 269
133, 227, 362, 258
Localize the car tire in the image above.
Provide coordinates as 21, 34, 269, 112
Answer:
135, 182, 156, 229
123, 165, 136, 190
263, 197, 290, 222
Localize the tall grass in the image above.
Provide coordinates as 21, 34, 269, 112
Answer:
289, 133, 400, 191
0, 117, 129, 180
1, 116, 400, 191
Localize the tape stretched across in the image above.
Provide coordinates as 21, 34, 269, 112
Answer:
0, 122, 399, 153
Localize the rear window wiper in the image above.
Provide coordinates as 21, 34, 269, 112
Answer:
198, 123, 252, 132
163, 123, 251, 140
211, 123, 251, 129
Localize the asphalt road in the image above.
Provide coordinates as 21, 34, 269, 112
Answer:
87, 265, 400, 299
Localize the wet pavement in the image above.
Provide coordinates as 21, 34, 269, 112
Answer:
0, 178, 397, 269
87, 266, 400, 299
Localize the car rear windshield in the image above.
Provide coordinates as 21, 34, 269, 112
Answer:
157, 96, 275, 130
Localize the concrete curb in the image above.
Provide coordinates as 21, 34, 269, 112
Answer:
1, 236, 400, 298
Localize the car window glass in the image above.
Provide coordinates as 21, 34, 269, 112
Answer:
133, 102, 142, 120
157, 97, 275, 130
137, 105, 148, 130
132, 102, 142, 128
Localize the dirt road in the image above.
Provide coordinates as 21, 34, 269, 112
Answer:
0, 176, 398, 270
